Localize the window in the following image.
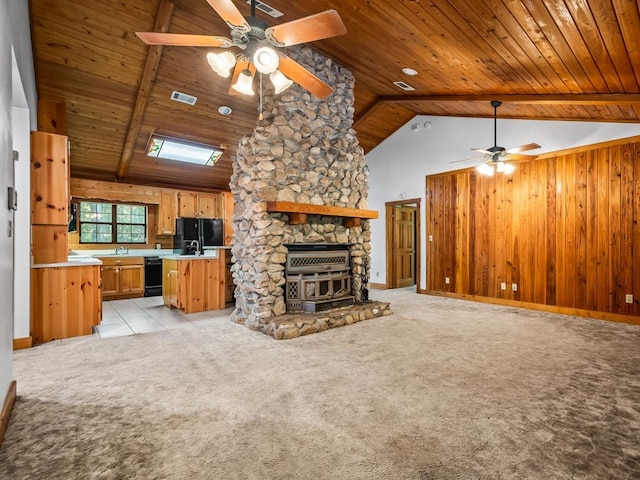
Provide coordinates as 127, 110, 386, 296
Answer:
78, 202, 147, 244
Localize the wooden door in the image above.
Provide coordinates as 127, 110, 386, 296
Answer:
393, 206, 416, 288
119, 265, 144, 294
100, 265, 119, 296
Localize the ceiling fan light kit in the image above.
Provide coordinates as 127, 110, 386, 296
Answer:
232, 68, 255, 95
270, 69, 293, 94
252, 45, 279, 74
135, 0, 347, 100
206, 51, 237, 77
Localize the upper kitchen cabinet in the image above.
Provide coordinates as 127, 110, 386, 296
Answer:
156, 189, 177, 235
31, 131, 68, 225
177, 192, 218, 218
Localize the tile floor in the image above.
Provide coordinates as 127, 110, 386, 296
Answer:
95, 296, 235, 339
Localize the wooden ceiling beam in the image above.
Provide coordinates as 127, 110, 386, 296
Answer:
375, 93, 640, 106
116, 0, 175, 181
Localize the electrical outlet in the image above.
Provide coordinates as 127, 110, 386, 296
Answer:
429, 235, 433, 242
512, 283, 518, 292
445, 277, 450, 285
500, 282, 506, 290
626, 294, 633, 304
376, 272, 379, 277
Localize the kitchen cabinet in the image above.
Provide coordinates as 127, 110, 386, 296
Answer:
99, 257, 144, 300
177, 192, 218, 218
31, 131, 70, 264
156, 189, 177, 235
31, 264, 102, 344
31, 131, 68, 225
162, 255, 225, 313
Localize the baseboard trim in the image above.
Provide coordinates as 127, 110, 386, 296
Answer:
368, 282, 387, 290
424, 290, 640, 326
0, 380, 17, 447
13, 337, 32, 350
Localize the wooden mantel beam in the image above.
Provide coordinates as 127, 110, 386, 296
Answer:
266, 201, 378, 228
116, 0, 175, 181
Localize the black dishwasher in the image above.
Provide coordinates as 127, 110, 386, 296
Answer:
144, 256, 163, 297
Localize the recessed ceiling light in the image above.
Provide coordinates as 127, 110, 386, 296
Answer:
402, 67, 418, 76
218, 106, 232, 115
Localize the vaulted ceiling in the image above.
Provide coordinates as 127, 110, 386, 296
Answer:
30, 0, 640, 192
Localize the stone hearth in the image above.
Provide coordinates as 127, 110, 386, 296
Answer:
229, 46, 385, 336
263, 301, 391, 340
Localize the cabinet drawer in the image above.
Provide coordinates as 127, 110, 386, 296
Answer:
99, 256, 144, 266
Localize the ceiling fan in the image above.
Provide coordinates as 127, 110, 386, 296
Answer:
135, 0, 346, 99
452, 100, 541, 174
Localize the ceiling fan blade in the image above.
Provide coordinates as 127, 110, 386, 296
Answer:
506, 143, 542, 154
278, 55, 333, 99
450, 156, 484, 164
205, 0, 250, 32
135, 32, 232, 47
265, 10, 347, 47
471, 148, 493, 156
505, 153, 539, 161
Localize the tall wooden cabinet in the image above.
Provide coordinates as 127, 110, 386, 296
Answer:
31, 131, 69, 264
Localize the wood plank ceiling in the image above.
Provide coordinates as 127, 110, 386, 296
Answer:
30, 0, 640, 192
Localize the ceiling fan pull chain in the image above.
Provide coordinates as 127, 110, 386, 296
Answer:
259, 72, 264, 120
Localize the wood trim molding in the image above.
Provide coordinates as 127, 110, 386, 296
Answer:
0, 380, 17, 448
116, 0, 175, 181
425, 291, 640, 326
368, 282, 387, 290
265, 201, 378, 226
13, 337, 32, 350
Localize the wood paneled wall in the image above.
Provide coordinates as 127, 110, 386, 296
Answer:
426, 136, 640, 320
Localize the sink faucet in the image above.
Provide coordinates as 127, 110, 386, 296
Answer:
189, 239, 200, 256
115, 246, 128, 255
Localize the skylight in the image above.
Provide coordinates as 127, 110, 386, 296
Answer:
146, 134, 223, 167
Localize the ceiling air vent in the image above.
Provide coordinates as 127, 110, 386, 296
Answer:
247, 0, 283, 18
170, 90, 197, 106
393, 81, 415, 91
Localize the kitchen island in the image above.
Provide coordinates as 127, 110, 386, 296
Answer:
31, 256, 103, 343
162, 249, 230, 313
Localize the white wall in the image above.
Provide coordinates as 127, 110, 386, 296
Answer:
13, 94, 30, 339
366, 115, 640, 291
1, 0, 37, 405
1, 0, 16, 404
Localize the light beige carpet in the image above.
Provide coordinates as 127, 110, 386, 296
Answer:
1, 288, 639, 479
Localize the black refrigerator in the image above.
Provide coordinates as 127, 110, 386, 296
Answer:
173, 217, 223, 254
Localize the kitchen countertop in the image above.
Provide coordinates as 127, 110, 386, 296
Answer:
70, 247, 231, 259
32, 256, 103, 268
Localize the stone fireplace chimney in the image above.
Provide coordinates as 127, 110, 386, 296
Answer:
229, 46, 372, 332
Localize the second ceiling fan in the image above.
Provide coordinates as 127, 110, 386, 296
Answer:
453, 101, 541, 174
136, 0, 347, 99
